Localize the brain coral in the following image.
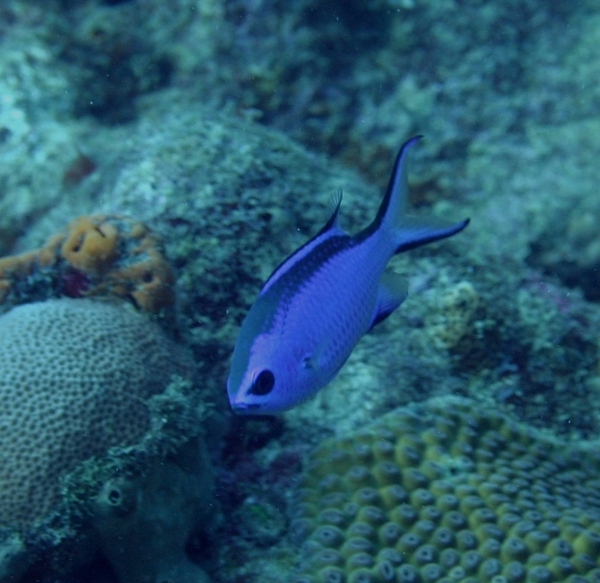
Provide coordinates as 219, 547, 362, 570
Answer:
0, 298, 192, 533
291, 397, 600, 583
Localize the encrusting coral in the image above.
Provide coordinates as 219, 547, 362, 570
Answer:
291, 396, 600, 583
0, 214, 174, 313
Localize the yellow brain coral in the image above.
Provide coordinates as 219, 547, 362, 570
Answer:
291, 397, 600, 583
0, 298, 192, 533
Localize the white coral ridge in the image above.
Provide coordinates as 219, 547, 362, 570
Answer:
0, 298, 192, 533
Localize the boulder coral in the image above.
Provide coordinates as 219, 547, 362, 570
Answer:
0, 214, 175, 313
0, 298, 214, 583
0, 298, 193, 533
291, 396, 600, 583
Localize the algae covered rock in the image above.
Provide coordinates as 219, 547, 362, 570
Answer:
291, 396, 600, 583
90, 439, 214, 583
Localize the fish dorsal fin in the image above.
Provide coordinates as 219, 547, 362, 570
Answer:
260, 192, 345, 296
320, 188, 343, 234
368, 271, 408, 331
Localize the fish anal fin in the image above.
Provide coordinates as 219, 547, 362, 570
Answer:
368, 271, 408, 332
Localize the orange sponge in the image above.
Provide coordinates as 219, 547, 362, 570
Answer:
0, 214, 175, 313
60, 216, 119, 275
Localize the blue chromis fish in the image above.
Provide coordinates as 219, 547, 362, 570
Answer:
227, 136, 469, 415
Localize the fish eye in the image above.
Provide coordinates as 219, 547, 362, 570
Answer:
249, 369, 275, 396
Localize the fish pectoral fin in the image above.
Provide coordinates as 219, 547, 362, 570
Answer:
368, 271, 409, 332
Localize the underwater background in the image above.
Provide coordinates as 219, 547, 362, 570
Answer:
0, 0, 600, 582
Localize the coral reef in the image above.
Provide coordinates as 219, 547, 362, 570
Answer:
0, 3, 75, 252
523, 120, 600, 303
1, 3, 600, 583
197, 0, 584, 189
63, 25, 174, 124
291, 396, 600, 582
0, 214, 175, 314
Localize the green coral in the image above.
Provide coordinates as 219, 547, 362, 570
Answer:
291, 397, 600, 583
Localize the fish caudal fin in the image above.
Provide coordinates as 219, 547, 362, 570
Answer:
393, 215, 470, 253
376, 136, 469, 254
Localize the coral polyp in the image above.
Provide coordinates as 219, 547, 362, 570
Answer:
291, 397, 600, 583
